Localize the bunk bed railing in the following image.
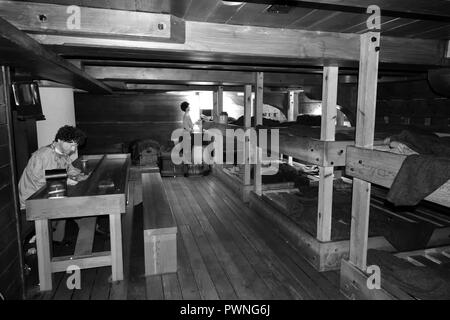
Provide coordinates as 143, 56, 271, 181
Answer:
345, 146, 450, 207
278, 132, 352, 166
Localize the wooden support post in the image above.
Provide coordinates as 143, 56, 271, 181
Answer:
109, 214, 124, 281
349, 32, 380, 271
243, 84, 252, 186
213, 86, 224, 122
217, 85, 223, 116
213, 89, 218, 122
317, 66, 338, 242
254, 72, 263, 195
287, 91, 296, 165
215, 86, 224, 169
35, 219, 52, 291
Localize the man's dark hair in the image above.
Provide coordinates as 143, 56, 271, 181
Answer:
180, 101, 189, 112
55, 125, 86, 145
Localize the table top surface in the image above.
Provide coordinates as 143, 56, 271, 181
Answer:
28, 153, 130, 201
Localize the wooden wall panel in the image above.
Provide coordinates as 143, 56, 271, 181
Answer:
0, 123, 7, 146
75, 93, 182, 122
0, 230, 19, 274
0, 165, 11, 189
0, 104, 6, 124
333, 80, 450, 131
0, 184, 12, 208
0, 66, 23, 300
375, 80, 450, 130
0, 258, 21, 299
0, 202, 14, 235
75, 93, 193, 154
0, 145, 9, 167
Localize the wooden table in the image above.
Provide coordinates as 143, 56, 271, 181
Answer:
26, 153, 131, 291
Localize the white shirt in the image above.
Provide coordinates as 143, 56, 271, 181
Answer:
183, 112, 193, 133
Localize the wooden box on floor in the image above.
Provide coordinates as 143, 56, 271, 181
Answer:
142, 172, 177, 276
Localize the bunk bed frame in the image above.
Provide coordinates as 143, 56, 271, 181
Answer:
245, 64, 402, 271
340, 32, 450, 300
202, 83, 295, 202
202, 120, 254, 201
201, 33, 450, 275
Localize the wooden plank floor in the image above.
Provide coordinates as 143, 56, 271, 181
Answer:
28, 175, 345, 300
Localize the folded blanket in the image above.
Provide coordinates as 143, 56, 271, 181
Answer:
386, 129, 450, 206
387, 154, 450, 206
388, 129, 450, 157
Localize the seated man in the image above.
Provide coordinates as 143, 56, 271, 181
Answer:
19, 125, 89, 242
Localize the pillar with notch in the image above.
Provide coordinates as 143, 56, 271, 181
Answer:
254, 72, 263, 195
316, 66, 338, 242
287, 91, 299, 165
213, 86, 223, 122
243, 84, 252, 187
349, 32, 380, 271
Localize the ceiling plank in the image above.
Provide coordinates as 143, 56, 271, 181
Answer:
228, 3, 312, 28
234, 0, 450, 22
183, 0, 221, 21
307, 11, 366, 33
0, 16, 111, 94
381, 20, 447, 38
86, 66, 325, 86
135, 0, 171, 13
206, 2, 245, 24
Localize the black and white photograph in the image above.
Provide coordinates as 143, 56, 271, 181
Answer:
0, 0, 449, 308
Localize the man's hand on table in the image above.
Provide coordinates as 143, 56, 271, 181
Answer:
67, 173, 90, 185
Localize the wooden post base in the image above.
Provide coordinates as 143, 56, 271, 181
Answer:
340, 259, 395, 300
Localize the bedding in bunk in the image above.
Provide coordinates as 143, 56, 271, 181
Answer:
367, 249, 450, 300
263, 176, 446, 250
377, 129, 450, 206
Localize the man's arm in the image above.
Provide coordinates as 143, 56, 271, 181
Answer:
67, 160, 89, 182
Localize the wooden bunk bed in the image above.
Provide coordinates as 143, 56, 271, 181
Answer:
342, 147, 450, 299
247, 91, 400, 271
340, 32, 450, 300
202, 121, 254, 201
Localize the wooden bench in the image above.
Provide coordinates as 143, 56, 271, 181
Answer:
142, 172, 177, 276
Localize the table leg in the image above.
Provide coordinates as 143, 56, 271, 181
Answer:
52, 219, 66, 242
35, 219, 52, 291
109, 214, 123, 281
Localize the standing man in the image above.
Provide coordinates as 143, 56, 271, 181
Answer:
181, 101, 194, 133
19, 125, 88, 241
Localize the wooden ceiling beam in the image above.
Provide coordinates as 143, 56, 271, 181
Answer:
86, 66, 324, 86
103, 82, 306, 92
77, 59, 429, 77
78, 59, 325, 74
235, 0, 450, 22
0, 16, 111, 94
33, 27, 448, 68
0, 1, 185, 43
0, 2, 445, 67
